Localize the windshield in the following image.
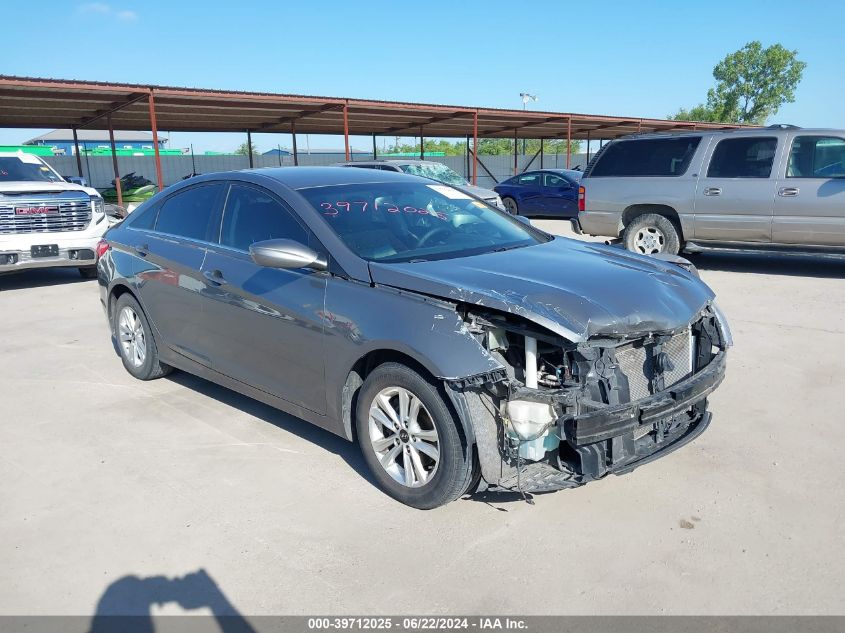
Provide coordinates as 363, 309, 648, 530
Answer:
398, 163, 468, 187
0, 156, 64, 183
299, 182, 544, 262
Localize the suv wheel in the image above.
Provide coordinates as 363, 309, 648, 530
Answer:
113, 294, 172, 380
502, 196, 519, 215
356, 362, 475, 509
623, 213, 681, 255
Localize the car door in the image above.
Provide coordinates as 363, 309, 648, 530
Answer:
199, 182, 328, 415
773, 133, 845, 246
513, 172, 544, 213
539, 172, 577, 217
693, 135, 780, 242
131, 182, 225, 366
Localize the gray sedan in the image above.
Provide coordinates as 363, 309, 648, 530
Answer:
98, 167, 731, 508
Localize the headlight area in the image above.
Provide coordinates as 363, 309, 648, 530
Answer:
91, 196, 106, 224
445, 305, 730, 498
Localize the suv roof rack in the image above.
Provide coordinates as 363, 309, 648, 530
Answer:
766, 124, 800, 129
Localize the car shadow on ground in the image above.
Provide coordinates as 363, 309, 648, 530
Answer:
688, 251, 845, 279
165, 371, 378, 491
0, 267, 93, 290
89, 568, 256, 633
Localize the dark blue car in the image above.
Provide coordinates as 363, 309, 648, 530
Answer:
493, 169, 582, 218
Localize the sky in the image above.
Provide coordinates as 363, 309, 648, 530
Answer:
2, 0, 843, 153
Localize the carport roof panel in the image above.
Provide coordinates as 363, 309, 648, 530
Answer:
0, 75, 747, 139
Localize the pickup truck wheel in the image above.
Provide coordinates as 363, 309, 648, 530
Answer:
623, 213, 681, 255
78, 266, 97, 279
502, 196, 519, 215
113, 294, 172, 380
356, 362, 474, 509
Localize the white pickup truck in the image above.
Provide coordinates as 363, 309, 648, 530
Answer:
0, 152, 108, 277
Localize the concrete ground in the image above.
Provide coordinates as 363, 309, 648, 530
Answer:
1, 220, 844, 617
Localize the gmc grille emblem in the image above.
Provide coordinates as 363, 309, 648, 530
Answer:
14, 206, 59, 215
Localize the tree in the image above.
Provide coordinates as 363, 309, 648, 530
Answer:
234, 140, 259, 155
671, 41, 806, 124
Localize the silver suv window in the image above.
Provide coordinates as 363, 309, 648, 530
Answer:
588, 137, 702, 177
707, 137, 777, 179
787, 136, 845, 178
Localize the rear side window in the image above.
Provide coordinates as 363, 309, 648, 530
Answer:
127, 202, 158, 230
543, 173, 569, 187
155, 183, 224, 241
220, 184, 307, 251
787, 136, 845, 178
517, 173, 541, 186
707, 137, 778, 178
589, 137, 701, 177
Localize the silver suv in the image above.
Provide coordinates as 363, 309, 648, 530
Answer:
574, 126, 845, 255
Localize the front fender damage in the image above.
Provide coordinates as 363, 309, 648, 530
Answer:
442, 302, 730, 498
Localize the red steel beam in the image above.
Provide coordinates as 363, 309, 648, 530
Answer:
148, 91, 164, 192
77, 92, 149, 129
343, 102, 350, 161
107, 113, 122, 209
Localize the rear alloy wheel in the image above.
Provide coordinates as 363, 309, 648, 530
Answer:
113, 294, 172, 380
623, 213, 681, 255
356, 363, 475, 509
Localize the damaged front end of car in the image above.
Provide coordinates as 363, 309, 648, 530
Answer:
444, 302, 732, 496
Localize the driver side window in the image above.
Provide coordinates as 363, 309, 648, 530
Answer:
220, 184, 307, 251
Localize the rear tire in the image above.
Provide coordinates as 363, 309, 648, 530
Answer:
113, 294, 172, 381
356, 362, 473, 509
502, 196, 519, 215
78, 266, 97, 279
623, 213, 681, 255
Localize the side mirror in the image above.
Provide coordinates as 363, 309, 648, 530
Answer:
249, 238, 328, 271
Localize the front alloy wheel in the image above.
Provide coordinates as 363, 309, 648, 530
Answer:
356, 363, 477, 509
368, 386, 440, 488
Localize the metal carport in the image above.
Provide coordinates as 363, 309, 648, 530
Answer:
0, 75, 745, 205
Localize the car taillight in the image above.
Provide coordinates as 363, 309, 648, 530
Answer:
95, 239, 110, 259
578, 186, 585, 212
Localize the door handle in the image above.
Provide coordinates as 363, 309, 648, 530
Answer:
202, 269, 227, 285
134, 243, 149, 256
703, 187, 722, 196
778, 187, 800, 197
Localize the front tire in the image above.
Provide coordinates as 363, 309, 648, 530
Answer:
113, 294, 172, 381
623, 213, 681, 255
502, 196, 519, 215
355, 363, 474, 509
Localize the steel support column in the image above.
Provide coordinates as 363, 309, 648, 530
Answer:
472, 110, 478, 185
148, 91, 164, 191
420, 126, 424, 160
107, 113, 122, 209
566, 116, 572, 169
465, 135, 470, 178
540, 138, 544, 169
372, 133, 377, 160
343, 102, 350, 160
72, 127, 83, 178
513, 131, 518, 175
292, 121, 299, 166
586, 131, 591, 164
247, 130, 254, 168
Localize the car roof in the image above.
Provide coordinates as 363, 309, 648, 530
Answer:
221, 165, 431, 189
617, 127, 845, 142
340, 159, 444, 167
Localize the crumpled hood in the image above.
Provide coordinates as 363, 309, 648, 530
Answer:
369, 237, 715, 342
